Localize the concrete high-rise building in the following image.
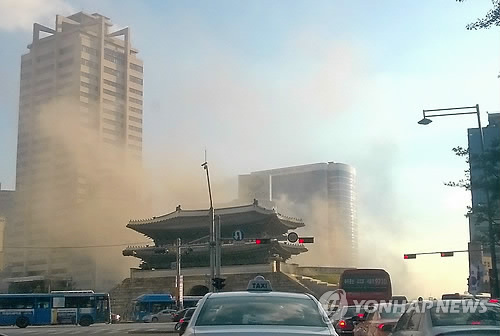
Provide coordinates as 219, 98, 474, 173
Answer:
5, 12, 144, 291
468, 113, 500, 292
238, 162, 357, 267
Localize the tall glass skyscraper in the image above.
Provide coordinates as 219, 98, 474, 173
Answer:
238, 162, 357, 267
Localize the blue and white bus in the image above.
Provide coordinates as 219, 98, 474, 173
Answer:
132, 294, 176, 322
0, 292, 110, 328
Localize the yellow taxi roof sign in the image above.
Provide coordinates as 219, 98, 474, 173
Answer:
247, 275, 273, 291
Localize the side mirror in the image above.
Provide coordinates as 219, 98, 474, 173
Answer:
380, 324, 394, 332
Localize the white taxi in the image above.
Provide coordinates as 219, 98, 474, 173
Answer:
181, 275, 338, 336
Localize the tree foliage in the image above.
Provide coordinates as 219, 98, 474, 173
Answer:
445, 141, 500, 242
457, 0, 500, 30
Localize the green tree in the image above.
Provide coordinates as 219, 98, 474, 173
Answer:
445, 141, 500, 242
457, 0, 500, 30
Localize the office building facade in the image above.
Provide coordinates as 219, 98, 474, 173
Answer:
468, 113, 500, 292
238, 162, 357, 267
6, 12, 144, 291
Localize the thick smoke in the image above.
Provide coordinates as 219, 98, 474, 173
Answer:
28, 96, 151, 290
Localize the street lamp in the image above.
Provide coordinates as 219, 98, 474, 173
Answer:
418, 104, 499, 297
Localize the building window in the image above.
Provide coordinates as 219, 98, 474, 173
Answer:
129, 106, 142, 114
80, 71, 98, 82
104, 66, 123, 77
103, 108, 123, 118
82, 45, 99, 56
102, 128, 116, 135
81, 58, 98, 69
129, 125, 142, 133
103, 89, 124, 99
103, 118, 120, 126
130, 63, 143, 73
128, 134, 142, 141
129, 116, 142, 123
103, 79, 124, 90
104, 49, 126, 65
129, 97, 142, 105
129, 88, 143, 96
129, 75, 143, 85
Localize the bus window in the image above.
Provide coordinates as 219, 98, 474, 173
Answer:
65, 296, 92, 308
53, 297, 65, 308
0, 297, 36, 309
36, 297, 50, 309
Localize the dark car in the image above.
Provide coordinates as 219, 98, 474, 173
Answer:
353, 303, 405, 336
175, 307, 196, 335
334, 305, 366, 335
172, 308, 191, 322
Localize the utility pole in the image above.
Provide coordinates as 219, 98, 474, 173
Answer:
202, 161, 216, 292
176, 238, 183, 310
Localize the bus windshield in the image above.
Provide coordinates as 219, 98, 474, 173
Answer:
340, 269, 392, 305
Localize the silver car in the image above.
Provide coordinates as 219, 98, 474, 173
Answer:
182, 275, 338, 336
390, 300, 500, 336
143, 308, 176, 323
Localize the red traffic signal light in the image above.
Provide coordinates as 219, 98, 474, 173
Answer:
255, 238, 271, 244
404, 254, 416, 259
440, 252, 454, 257
298, 237, 314, 244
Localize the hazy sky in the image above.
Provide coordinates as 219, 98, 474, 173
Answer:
0, 0, 499, 297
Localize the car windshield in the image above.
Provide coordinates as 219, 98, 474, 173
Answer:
430, 305, 500, 326
195, 295, 328, 327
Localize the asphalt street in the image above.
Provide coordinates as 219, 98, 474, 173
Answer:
0, 322, 177, 336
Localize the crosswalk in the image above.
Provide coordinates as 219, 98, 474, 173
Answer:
0, 323, 176, 335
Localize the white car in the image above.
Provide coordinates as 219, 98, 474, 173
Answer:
390, 300, 500, 336
181, 275, 338, 336
143, 308, 176, 323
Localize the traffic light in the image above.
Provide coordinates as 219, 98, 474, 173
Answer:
212, 277, 226, 290
404, 254, 416, 259
255, 238, 271, 244
440, 252, 454, 257
298, 237, 314, 244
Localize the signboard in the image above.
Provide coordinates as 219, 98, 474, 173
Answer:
232, 230, 244, 241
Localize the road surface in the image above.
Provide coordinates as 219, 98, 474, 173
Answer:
0, 322, 177, 336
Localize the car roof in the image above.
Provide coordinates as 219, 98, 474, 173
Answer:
204, 291, 315, 299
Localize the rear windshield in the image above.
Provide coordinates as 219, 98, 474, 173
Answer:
195, 295, 328, 327
430, 305, 500, 327
342, 306, 363, 318
185, 308, 195, 318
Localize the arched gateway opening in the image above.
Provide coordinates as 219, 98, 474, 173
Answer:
188, 285, 209, 296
